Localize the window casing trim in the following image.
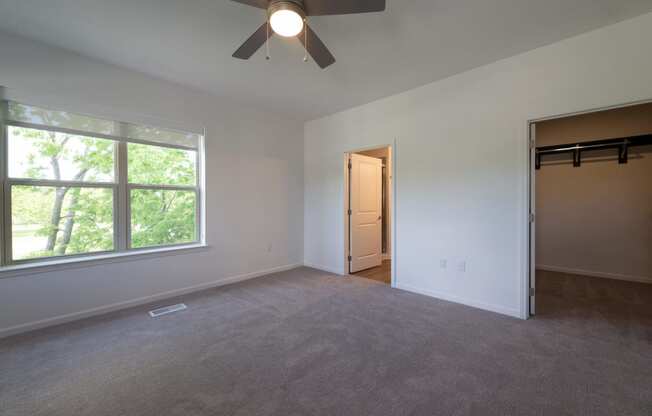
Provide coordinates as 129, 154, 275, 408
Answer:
0, 100, 205, 269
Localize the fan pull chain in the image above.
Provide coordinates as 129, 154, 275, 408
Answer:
303, 19, 308, 63
265, 19, 270, 61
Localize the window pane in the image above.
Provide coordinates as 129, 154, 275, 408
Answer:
8, 126, 115, 182
128, 143, 196, 186
7, 101, 116, 136
11, 186, 114, 260
130, 189, 196, 248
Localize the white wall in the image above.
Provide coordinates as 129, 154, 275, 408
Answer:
304, 12, 652, 318
0, 31, 304, 336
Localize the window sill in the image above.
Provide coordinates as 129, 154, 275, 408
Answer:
0, 244, 210, 279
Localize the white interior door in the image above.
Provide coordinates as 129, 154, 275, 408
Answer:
349, 153, 383, 273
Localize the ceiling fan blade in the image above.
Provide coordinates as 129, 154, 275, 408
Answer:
299, 25, 335, 69
232, 22, 272, 60
304, 0, 385, 16
229, 0, 269, 9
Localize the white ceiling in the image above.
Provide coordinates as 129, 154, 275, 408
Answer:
1, 0, 652, 120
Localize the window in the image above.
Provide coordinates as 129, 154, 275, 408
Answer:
127, 143, 198, 249
0, 100, 204, 266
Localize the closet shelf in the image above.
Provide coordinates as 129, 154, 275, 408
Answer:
535, 134, 652, 169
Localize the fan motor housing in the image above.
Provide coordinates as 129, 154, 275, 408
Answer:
268, 0, 306, 19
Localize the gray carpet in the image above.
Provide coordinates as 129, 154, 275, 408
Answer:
1, 267, 651, 416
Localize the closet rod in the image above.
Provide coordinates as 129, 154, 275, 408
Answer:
535, 134, 652, 169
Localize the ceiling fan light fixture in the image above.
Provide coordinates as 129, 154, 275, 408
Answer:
232, 0, 387, 68
269, 1, 305, 38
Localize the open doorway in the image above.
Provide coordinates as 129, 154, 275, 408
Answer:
529, 102, 652, 325
345, 146, 393, 285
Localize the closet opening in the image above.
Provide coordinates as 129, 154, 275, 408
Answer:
529, 102, 652, 329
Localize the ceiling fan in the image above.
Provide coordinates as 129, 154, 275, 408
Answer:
231, 0, 386, 69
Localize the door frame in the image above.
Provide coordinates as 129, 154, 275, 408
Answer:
344, 143, 396, 287
525, 98, 652, 318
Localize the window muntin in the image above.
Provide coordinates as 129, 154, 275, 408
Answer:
1, 100, 203, 266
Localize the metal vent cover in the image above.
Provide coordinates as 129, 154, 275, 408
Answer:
148, 303, 187, 317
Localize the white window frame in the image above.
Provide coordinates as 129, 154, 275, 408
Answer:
0, 100, 205, 271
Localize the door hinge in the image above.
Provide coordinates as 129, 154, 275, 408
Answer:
348, 161, 352, 169
529, 287, 535, 296
348, 209, 352, 216
529, 213, 535, 223
348, 255, 352, 262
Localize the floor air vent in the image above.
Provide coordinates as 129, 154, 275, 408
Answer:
149, 303, 187, 317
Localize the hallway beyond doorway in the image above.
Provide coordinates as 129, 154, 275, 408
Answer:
352, 260, 391, 285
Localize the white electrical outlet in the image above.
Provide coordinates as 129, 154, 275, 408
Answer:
440, 259, 447, 269
267, 243, 273, 253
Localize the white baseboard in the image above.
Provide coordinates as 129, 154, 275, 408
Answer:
396, 283, 522, 319
536, 264, 652, 284
303, 261, 344, 275
0, 263, 302, 339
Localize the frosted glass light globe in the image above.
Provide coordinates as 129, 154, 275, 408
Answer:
270, 9, 304, 37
